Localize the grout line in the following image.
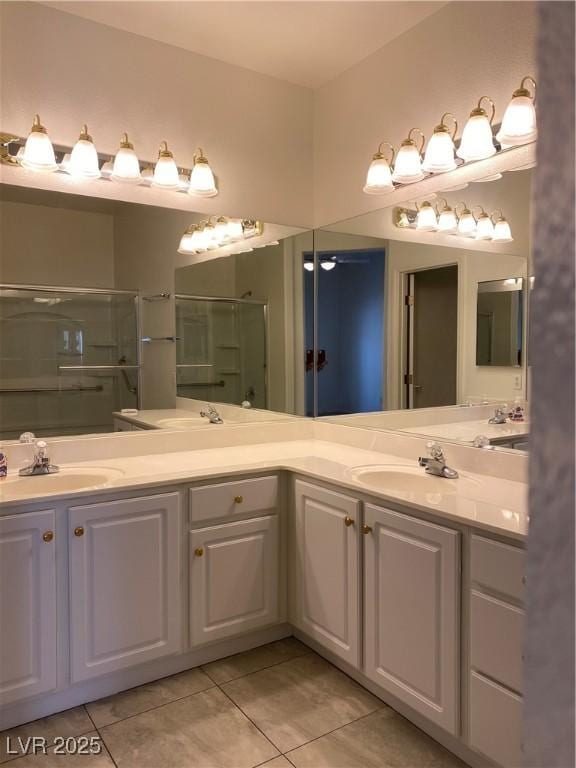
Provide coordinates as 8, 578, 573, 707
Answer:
204, 646, 313, 686
84, 706, 119, 768
217, 685, 283, 759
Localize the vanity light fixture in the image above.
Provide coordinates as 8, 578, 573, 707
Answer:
497, 76, 537, 147
21, 115, 58, 172
214, 217, 230, 244
491, 210, 514, 242
68, 125, 101, 179
457, 96, 497, 162
363, 142, 395, 194
189, 148, 218, 197
392, 128, 426, 184
227, 219, 245, 241
111, 133, 142, 183
473, 206, 495, 240
320, 260, 337, 271
436, 200, 458, 233
456, 202, 477, 237
422, 113, 458, 173
204, 219, 218, 249
303, 261, 314, 272
177, 225, 198, 255
152, 141, 180, 189
415, 200, 438, 231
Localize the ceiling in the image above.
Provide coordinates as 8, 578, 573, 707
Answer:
42, 1, 448, 89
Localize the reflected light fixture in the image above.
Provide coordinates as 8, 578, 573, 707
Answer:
214, 217, 230, 244
497, 76, 537, 147
20, 114, 58, 172
189, 148, 218, 197
436, 199, 458, 233
473, 206, 495, 240
363, 142, 395, 194
152, 141, 180, 189
457, 96, 496, 162
392, 128, 426, 184
178, 225, 197, 255
456, 203, 477, 237
227, 219, 244, 241
320, 260, 337, 271
111, 133, 141, 183
68, 125, 101, 178
422, 113, 458, 173
304, 261, 314, 272
101, 157, 114, 178
491, 210, 514, 242
416, 201, 438, 231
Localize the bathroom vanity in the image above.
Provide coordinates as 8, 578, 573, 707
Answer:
0, 425, 526, 767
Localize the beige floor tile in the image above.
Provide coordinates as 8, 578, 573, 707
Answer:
86, 666, 214, 727
286, 709, 467, 768
0, 708, 93, 764
100, 685, 279, 768
258, 758, 293, 768
222, 653, 383, 753
202, 638, 311, 685
4, 732, 114, 767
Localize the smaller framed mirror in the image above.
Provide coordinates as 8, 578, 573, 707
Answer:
476, 278, 524, 367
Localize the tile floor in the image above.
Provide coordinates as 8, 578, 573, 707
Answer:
0, 638, 466, 768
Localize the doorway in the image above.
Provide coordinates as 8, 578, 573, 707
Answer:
405, 265, 458, 409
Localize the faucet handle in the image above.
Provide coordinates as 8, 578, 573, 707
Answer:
35, 440, 48, 459
426, 441, 445, 461
19, 431, 36, 444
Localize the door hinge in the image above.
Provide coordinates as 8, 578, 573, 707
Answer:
404, 373, 413, 385
405, 295, 415, 306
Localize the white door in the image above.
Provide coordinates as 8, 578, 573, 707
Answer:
190, 515, 279, 645
69, 492, 181, 682
364, 504, 460, 734
293, 480, 360, 667
0, 510, 57, 705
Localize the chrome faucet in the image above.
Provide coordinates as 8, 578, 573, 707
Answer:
489, 406, 508, 424
19, 440, 60, 477
200, 404, 224, 424
418, 441, 459, 479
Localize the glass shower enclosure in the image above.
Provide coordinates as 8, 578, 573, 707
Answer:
0, 285, 140, 439
175, 295, 267, 409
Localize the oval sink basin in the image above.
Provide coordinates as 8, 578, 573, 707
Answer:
347, 464, 478, 497
156, 417, 206, 429
1, 467, 125, 500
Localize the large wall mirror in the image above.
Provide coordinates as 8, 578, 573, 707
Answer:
313, 164, 532, 451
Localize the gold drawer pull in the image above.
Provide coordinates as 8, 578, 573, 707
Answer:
195, 547, 204, 557
362, 524, 373, 535
74, 526, 84, 537
344, 516, 354, 527
234, 495, 244, 504
42, 531, 54, 543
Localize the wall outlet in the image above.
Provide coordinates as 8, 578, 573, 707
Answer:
513, 374, 523, 391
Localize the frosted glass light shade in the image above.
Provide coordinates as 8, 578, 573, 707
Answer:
493, 218, 513, 242
457, 209, 477, 237
422, 114, 459, 174
204, 223, 218, 248
111, 134, 141, 183
214, 217, 229, 243
320, 261, 336, 271
192, 226, 208, 252
178, 226, 196, 255
69, 125, 100, 178
303, 262, 314, 272
457, 98, 496, 162
21, 115, 58, 172
189, 149, 218, 197
392, 142, 425, 184
438, 208, 458, 233
363, 143, 395, 194
227, 219, 244, 241
475, 214, 495, 240
496, 78, 537, 147
152, 142, 179, 189
416, 202, 438, 231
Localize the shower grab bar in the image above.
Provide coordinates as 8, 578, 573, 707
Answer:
178, 380, 226, 388
58, 365, 140, 371
141, 336, 180, 343
143, 293, 171, 301
0, 385, 104, 394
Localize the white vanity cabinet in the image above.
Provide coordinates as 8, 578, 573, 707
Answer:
364, 504, 460, 735
292, 480, 361, 667
68, 492, 182, 682
0, 510, 57, 705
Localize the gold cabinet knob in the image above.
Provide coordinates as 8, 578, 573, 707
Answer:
344, 516, 354, 527
74, 526, 85, 537
42, 531, 54, 543
194, 547, 204, 557
362, 524, 373, 535
234, 495, 244, 504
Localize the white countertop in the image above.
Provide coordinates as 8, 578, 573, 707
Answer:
0, 438, 528, 541
114, 407, 300, 430
401, 419, 529, 444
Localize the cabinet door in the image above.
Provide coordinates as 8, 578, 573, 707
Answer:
0, 510, 57, 705
364, 504, 459, 734
293, 481, 360, 667
189, 515, 279, 645
69, 492, 181, 682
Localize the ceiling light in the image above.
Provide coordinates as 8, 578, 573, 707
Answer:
496, 76, 537, 147
303, 262, 314, 272
474, 207, 495, 240
189, 148, 218, 197
111, 133, 141, 183
152, 141, 180, 189
68, 124, 101, 178
491, 210, 514, 242
20, 114, 58, 172
320, 261, 336, 271
456, 203, 477, 237
422, 113, 458, 173
392, 128, 426, 184
416, 201, 438, 231
436, 200, 458, 233
363, 142, 395, 194
457, 96, 496, 162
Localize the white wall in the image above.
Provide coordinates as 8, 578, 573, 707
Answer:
0, 2, 314, 228
313, 1, 537, 226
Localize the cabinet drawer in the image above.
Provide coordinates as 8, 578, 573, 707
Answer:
469, 671, 522, 767
471, 590, 524, 693
189, 476, 278, 524
471, 535, 525, 602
